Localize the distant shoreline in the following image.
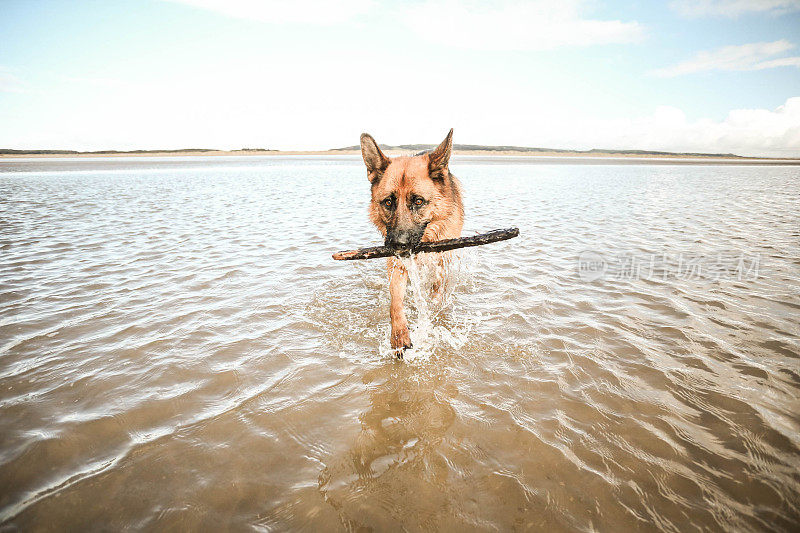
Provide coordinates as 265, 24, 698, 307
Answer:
1, 148, 799, 165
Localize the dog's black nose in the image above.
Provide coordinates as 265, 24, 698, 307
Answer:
386, 227, 424, 252
386, 229, 417, 250
391, 231, 413, 247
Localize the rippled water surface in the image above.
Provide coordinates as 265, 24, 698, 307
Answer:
1, 156, 799, 531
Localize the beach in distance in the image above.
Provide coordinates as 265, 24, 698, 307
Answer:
3, 145, 800, 164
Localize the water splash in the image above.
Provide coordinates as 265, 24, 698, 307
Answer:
377, 253, 474, 363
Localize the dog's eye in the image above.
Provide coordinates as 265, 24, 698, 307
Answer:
413, 197, 425, 206
382, 198, 393, 208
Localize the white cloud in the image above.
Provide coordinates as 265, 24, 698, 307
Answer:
756, 56, 800, 68
542, 97, 800, 157
400, 0, 643, 50
3, 60, 797, 157
163, 0, 644, 50
652, 40, 800, 77
670, 0, 800, 17
164, 0, 373, 25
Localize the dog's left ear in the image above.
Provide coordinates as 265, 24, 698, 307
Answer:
429, 128, 453, 181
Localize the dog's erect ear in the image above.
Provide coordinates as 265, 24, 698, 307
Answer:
428, 128, 453, 181
360, 133, 391, 182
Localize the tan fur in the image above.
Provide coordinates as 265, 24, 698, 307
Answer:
360, 130, 464, 353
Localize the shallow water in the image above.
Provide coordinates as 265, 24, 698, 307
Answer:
1, 155, 799, 531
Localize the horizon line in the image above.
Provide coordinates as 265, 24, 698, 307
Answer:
2, 145, 794, 160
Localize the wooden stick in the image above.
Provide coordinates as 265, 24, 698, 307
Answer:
332, 227, 520, 261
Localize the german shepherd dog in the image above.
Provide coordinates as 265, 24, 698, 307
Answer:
360, 129, 464, 355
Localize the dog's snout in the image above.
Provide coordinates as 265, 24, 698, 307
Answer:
385, 228, 421, 250
393, 231, 413, 246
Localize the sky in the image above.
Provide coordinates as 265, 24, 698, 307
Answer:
1, 0, 799, 156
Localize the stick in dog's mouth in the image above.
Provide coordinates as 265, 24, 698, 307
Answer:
332, 228, 520, 261
391, 248, 414, 258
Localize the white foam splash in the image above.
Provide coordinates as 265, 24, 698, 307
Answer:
378, 253, 476, 364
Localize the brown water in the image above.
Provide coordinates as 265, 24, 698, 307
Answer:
1, 156, 799, 531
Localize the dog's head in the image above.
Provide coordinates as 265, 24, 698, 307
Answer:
360, 129, 455, 253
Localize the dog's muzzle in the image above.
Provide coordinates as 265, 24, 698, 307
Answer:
385, 227, 424, 255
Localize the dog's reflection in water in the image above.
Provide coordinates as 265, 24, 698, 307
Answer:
319, 362, 459, 530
